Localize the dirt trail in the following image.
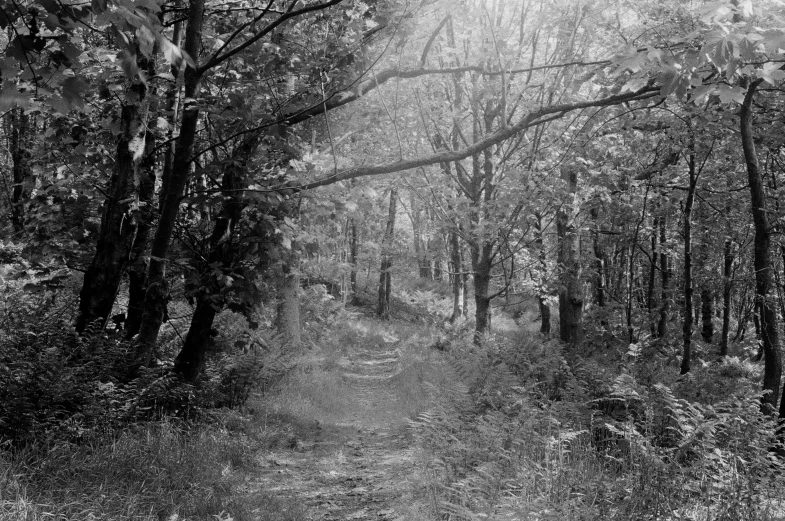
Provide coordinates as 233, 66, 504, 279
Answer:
245, 335, 418, 520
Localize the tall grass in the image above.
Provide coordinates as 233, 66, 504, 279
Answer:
0, 421, 306, 521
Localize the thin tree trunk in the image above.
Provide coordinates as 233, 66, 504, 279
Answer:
471, 243, 493, 342
557, 166, 582, 345
160, 6, 183, 212
534, 212, 551, 334
658, 214, 670, 338
449, 227, 464, 322
681, 147, 698, 375
8, 107, 31, 233
720, 236, 734, 356
410, 190, 428, 278
377, 187, 397, 319
696, 200, 714, 344
648, 216, 659, 336
462, 228, 469, 318
628, 186, 650, 344
701, 288, 714, 343
276, 257, 301, 346
349, 217, 358, 298
125, 134, 156, 338
741, 79, 782, 415
137, 0, 206, 355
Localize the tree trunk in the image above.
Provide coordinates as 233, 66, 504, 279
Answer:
627, 186, 650, 344
470, 240, 493, 343
76, 51, 152, 333
410, 190, 428, 278
160, 8, 183, 213
462, 230, 469, 318
557, 167, 582, 345
681, 147, 698, 375
349, 217, 358, 298
696, 200, 714, 344
648, 216, 659, 336
720, 236, 734, 356
173, 295, 217, 381
8, 107, 31, 232
125, 134, 156, 339
658, 216, 670, 338
136, 0, 205, 353
701, 287, 714, 343
740, 79, 782, 415
449, 227, 464, 322
377, 186, 397, 319
276, 260, 301, 346
534, 212, 551, 334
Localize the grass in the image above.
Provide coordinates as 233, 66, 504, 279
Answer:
0, 421, 306, 521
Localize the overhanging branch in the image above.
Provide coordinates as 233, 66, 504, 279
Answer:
294, 86, 660, 191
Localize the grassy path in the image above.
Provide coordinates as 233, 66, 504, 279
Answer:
242, 321, 424, 520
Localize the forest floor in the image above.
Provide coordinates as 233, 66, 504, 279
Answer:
238, 316, 430, 520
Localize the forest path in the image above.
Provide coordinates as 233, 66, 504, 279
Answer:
242, 323, 421, 520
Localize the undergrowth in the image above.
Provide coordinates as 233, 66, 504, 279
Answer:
0, 279, 306, 520
0, 421, 305, 521
409, 331, 785, 520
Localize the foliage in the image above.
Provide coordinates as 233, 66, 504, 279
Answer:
411, 330, 785, 520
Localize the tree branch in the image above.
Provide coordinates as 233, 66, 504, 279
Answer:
198, 0, 345, 74
295, 86, 660, 191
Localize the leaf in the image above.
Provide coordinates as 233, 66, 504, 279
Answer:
117, 49, 140, 80
658, 68, 681, 98
739, 0, 753, 17
717, 84, 746, 104
90, 0, 108, 15
758, 61, 785, 85
62, 77, 89, 110
109, 25, 131, 52
136, 25, 155, 57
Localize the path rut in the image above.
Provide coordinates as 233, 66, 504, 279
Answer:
244, 335, 418, 520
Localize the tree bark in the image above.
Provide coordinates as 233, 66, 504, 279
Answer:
276, 258, 301, 346
125, 133, 156, 339
696, 199, 714, 344
740, 79, 782, 415
8, 107, 31, 233
471, 242, 493, 342
449, 227, 464, 322
681, 147, 698, 375
377, 186, 397, 319
658, 216, 670, 338
557, 167, 582, 345
701, 287, 714, 343
160, 6, 183, 213
349, 217, 358, 298
173, 295, 217, 382
76, 50, 152, 333
136, 0, 206, 354
720, 236, 734, 356
648, 216, 659, 336
534, 212, 551, 334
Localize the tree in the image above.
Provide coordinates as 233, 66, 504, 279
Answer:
377, 186, 397, 319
